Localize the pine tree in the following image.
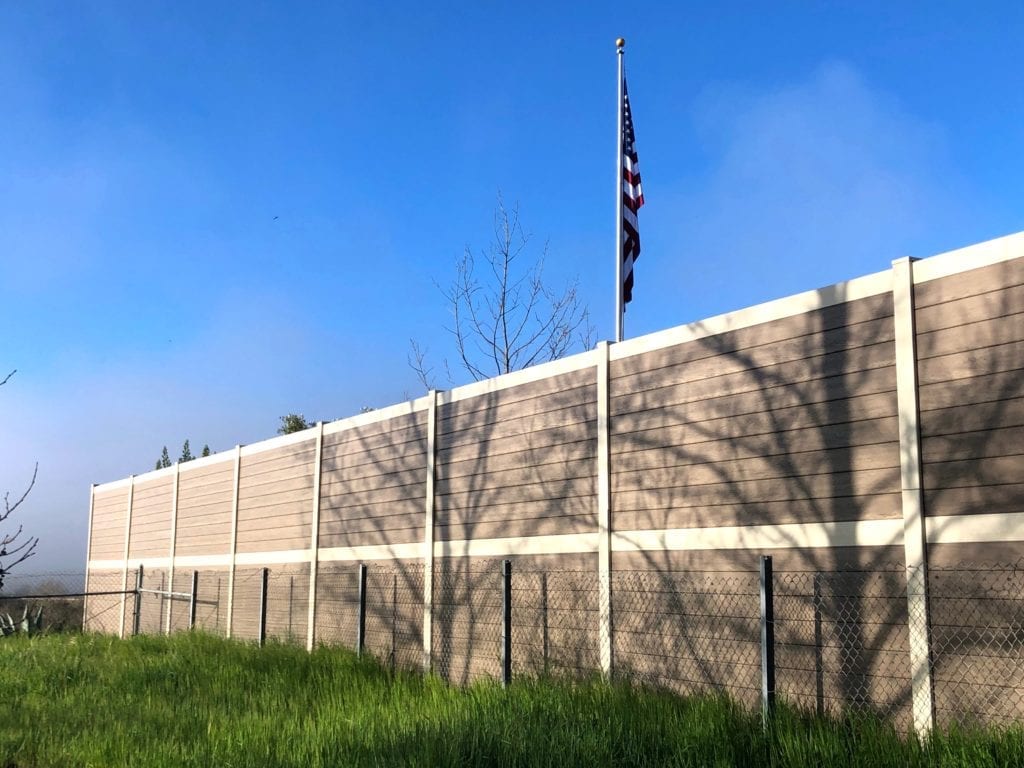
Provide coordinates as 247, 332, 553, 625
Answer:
157, 446, 171, 469
201, 444, 211, 458
179, 440, 194, 463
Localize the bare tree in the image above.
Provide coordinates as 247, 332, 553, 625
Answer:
410, 194, 594, 389
0, 370, 38, 590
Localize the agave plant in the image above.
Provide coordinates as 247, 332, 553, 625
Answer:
0, 604, 43, 636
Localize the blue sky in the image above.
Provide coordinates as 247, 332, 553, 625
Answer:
1, 2, 1022, 570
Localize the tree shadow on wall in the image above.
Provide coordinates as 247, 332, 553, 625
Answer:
611, 270, 1022, 727
314, 264, 1023, 724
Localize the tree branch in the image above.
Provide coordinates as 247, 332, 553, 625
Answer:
410, 191, 593, 387
2, 463, 37, 523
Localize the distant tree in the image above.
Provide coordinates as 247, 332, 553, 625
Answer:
277, 414, 313, 435
155, 446, 172, 470
1, 369, 38, 590
153, 440, 210, 471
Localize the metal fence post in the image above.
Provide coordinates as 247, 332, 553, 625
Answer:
760, 555, 776, 725
357, 563, 368, 656
501, 559, 512, 687
813, 572, 824, 716
132, 565, 144, 636
391, 572, 397, 670
188, 570, 199, 630
541, 572, 549, 674
258, 567, 269, 648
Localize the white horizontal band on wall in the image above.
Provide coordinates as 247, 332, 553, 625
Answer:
234, 549, 312, 566
88, 510, 1024, 574
319, 542, 425, 562
436, 532, 600, 558
167, 554, 231, 568
611, 518, 905, 552
926, 511, 1024, 544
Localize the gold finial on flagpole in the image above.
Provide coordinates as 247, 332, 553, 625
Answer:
616, 38, 625, 49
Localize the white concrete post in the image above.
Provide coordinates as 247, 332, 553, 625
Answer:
225, 445, 242, 638
306, 422, 325, 651
596, 341, 613, 676
893, 256, 935, 736
118, 477, 135, 639
83, 483, 96, 631
422, 390, 439, 673
164, 463, 180, 635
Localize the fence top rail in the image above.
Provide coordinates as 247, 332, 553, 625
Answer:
137, 588, 193, 599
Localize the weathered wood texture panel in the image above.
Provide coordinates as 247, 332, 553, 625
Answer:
89, 486, 130, 561
127, 476, 174, 559
917, 257, 1024, 518
435, 371, 598, 542
174, 461, 235, 557
319, 412, 428, 548
610, 295, 900, 531
236, 441, 316, 553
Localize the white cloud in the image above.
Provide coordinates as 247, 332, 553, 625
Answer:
639, 62, 983, 332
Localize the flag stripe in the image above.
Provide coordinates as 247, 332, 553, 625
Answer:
621, 79, 644, 306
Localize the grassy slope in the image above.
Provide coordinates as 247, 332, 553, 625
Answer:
1, 633, 1022, 767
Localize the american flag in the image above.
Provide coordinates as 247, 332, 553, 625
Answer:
621, 79, 644, 306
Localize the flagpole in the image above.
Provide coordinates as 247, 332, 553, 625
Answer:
615, 37, 625, 344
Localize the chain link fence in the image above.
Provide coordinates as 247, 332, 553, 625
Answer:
774, 566, 913, 728
612, 569, 763, 708
0, 571, 130, 635
513, 570, 599, 679
929, 560, 1024, 728
433, 564, 503, 683
30, 558, 1024, 729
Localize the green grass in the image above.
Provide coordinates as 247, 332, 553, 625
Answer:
1, 633, 1022, 767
